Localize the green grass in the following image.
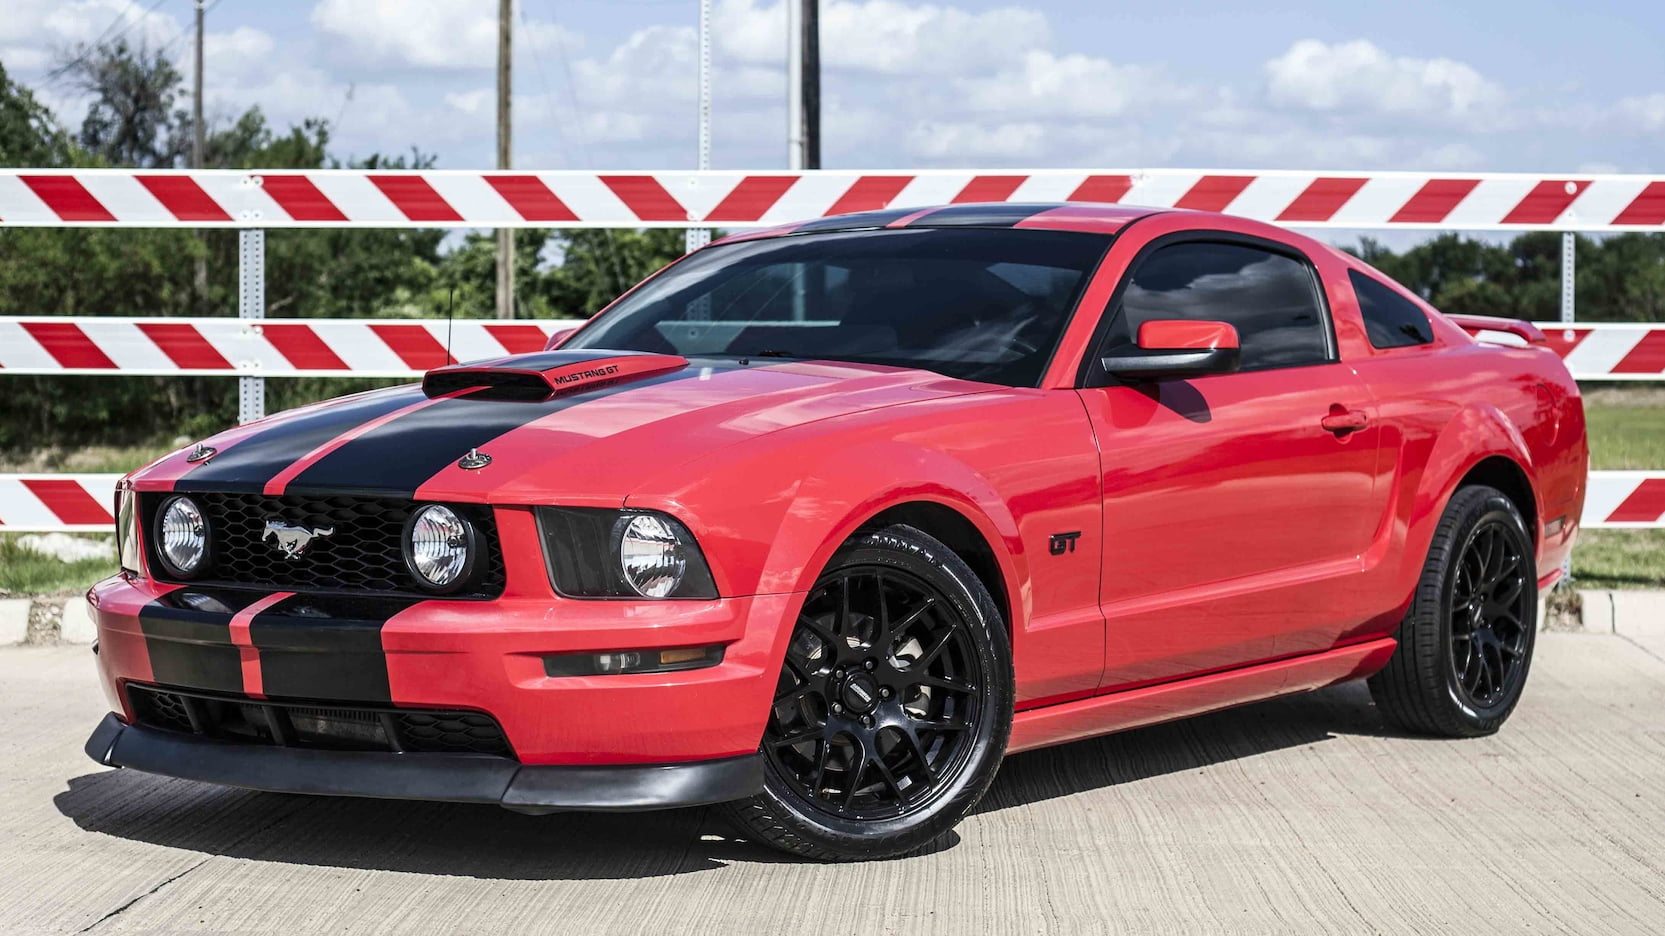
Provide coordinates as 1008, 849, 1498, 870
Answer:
1572, 530, 1665, 590
0, 442, 175, 474
1574, 388, 1665, 589
0, 535, 115, 598
1584, 388, 1665, 470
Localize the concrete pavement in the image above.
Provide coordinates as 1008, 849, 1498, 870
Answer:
1, 634, 1662, 935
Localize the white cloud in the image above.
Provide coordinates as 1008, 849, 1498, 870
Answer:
445, 88, 493, 117
906, 121, 1046, 160
958, 50, 1174, 118
1614, 93, 1665, 133
1, 0, 181, 49
716, 0, 1048, 75
310, 0, 579, 70
1265, 39, 1503, 120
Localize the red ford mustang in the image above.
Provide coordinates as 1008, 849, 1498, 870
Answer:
85, 204, 1587, 860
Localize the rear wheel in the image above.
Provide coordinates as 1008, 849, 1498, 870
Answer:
723, 524, 1012, 861
1368, 484, 1537, 737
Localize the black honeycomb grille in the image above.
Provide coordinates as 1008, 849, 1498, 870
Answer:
397, 712, 513, 755
127, 685, 514, 758
143, 493, 504, 599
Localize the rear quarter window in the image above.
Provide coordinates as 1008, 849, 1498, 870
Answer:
1350, 270, 1434, 349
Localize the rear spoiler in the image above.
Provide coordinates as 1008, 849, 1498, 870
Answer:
1446, 314, 1547, 346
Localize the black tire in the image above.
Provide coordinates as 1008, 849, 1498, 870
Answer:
723, 523, 1013, 861
1368, 484, 1537, 737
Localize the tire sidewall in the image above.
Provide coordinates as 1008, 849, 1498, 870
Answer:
1435, 493, 1538, 730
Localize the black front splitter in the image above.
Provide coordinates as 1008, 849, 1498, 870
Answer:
84, 714, 762, 813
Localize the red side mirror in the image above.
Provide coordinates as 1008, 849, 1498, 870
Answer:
1137, 319, 1239, 352
542, 324, 582, 351
1100, 319, 1243, 382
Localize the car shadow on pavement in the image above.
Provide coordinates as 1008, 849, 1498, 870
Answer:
975, 679, 1403, 815
55, 681, 1404, 875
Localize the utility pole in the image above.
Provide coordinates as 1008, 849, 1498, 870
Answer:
786, 1, 803, 170
192, 0, 207, 306
495, 0, 515, 320
685, 0, 713, 255
802, 0, 820, 169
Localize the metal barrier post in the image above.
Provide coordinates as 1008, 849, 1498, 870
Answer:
1561, 232, 1576, 324
238, 229, 266, 423
684, 0, 713, 257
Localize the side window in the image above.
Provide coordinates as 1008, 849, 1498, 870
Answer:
1350, 270, 1434, 349
1104, 240, 1331, 371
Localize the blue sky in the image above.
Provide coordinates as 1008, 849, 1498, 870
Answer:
3, 1, 1662, 183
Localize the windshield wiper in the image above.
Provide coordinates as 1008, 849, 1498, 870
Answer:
740, 349, 797, 358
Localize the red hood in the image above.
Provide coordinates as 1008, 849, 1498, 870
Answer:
133, 356, 989, 504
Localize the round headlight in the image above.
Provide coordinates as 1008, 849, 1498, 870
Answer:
616, 514, 688, 598
405, 504, 475, 592
156, 496, 208, 577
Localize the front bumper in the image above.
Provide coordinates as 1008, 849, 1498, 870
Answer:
87, 566, 801, 769
85, 714, 762, 811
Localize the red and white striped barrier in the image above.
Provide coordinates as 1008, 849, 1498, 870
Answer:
1539, 323, 1665, 381
0, 317, 575, 377
3, 472, 1661, 533
1, 317, 1660, 380
3, 169, 1665, 231
0, 474, 121, 532
1581, 472, 1665, 530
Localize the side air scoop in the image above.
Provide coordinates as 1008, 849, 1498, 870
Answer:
422, 350, 689, 400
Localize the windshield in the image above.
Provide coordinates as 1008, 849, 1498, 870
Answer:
562, 227, 1110, 387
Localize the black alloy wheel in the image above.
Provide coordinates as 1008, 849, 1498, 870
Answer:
1447, 519, 1531, 709
1369, 484, 1538, 737
724, 524, 1012, 860
768, 566, 981, 820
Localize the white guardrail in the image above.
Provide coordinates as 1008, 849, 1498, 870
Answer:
0, 168, 1663, 231
0, 317, 1660, 381
3, 473, 1659, 533
2, 166, 1661, 533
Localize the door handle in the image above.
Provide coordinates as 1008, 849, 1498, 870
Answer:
1321, 408, 1369, 435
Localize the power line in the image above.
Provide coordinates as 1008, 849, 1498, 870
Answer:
49, 0, 175, 80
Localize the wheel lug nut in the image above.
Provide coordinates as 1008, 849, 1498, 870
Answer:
879, 687, 892, 699
864, 659, 876, 671
831, 702, 843, 714
863, 715, 874, 727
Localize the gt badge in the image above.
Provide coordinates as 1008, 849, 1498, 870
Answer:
264, 520, 336, 559
1048, 531, 1081, 555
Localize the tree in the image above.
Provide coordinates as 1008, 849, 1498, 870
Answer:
0, 61, 71, 166
542, 229, 688, 317
1345, 232, 1665, 324
55, 40, 186, 168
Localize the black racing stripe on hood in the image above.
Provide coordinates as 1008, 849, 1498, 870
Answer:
903, 203, 1056, 228
248, 593, 422, 704
282, 365, 719, 498
175, 388, 429, 494
137, 589, 268, 694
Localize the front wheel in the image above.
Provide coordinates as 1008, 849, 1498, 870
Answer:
723, 524, 1013, 861
1368, 484, 1538, 737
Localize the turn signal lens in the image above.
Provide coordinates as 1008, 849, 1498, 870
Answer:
543, 645, 725, 678
404, 504, 476, 592
156, 496, 207, 577
116, 486, 140, 575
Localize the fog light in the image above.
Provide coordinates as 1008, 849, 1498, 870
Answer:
543, 645, 725, 677
404, 504, 476, 592
156, 496, 207, 578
